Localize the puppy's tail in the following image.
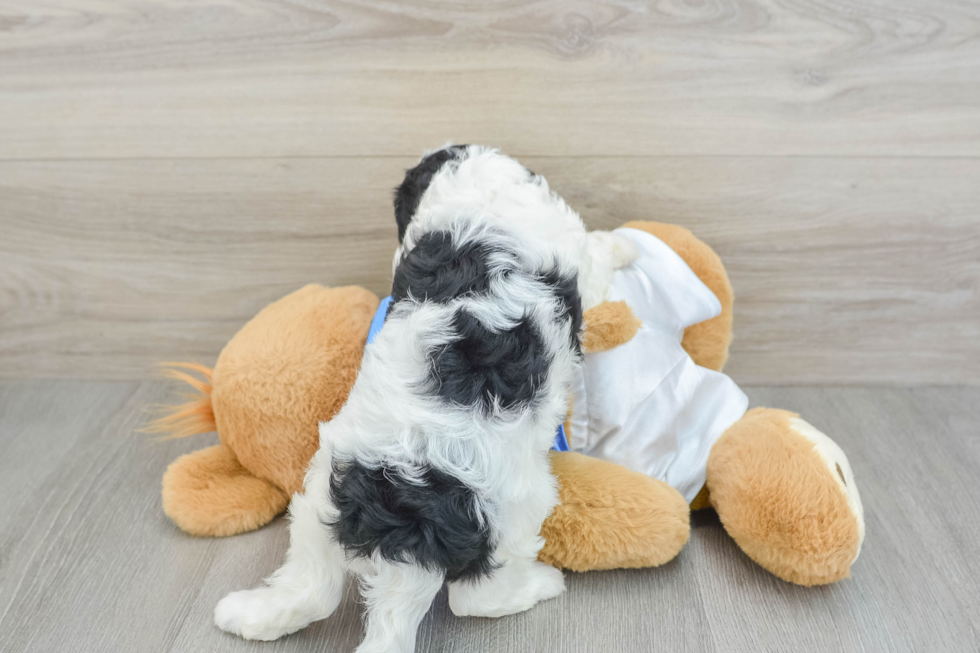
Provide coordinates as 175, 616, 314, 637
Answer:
142, 362, 216, 439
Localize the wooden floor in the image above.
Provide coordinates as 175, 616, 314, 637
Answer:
0, 381, 977, 653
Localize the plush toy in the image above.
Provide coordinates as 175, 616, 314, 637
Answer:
151, 221, 864, 586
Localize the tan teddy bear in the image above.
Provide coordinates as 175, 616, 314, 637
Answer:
152, 221, 863, 585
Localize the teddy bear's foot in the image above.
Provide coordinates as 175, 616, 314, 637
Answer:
706, 408, 864, 586
163, 444, 290, 537
786, 415, 865, 556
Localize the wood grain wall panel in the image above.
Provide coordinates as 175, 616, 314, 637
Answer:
2, 157, 976, 383
0, 0, 978, 159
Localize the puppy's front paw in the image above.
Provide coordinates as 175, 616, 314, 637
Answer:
214, 588, 308, 641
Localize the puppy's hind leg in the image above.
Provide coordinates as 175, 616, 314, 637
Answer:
448, 455, 565, 618
353, 559, 445, 653
214, 455, 346, 641
447, 548, 565, 618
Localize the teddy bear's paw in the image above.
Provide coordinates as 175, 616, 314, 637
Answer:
214, 588, 312, 641
788, 417, 866, 560
449, 560, 564, 618
708, 408, 866, 586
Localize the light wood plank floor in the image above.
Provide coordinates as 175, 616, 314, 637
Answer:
0, 381, 976, 653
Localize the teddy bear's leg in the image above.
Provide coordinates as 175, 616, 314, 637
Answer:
621, 221, 733, 372
705, 408, 865, 586
214, 451, 347, 640
162, 444, 290, 537
538, 452, 691, 571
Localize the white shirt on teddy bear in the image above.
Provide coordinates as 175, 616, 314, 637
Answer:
567, 227, 749, 502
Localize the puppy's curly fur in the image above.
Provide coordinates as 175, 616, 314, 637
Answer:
214, 145, 637, 653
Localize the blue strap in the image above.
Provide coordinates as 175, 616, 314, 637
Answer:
366, 296, 393, 345
365, 296, 569, 452
552, 424, 570, 452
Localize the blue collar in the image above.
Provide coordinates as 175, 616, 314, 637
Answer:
366, 296, 393, 345
366, 296, 569, 452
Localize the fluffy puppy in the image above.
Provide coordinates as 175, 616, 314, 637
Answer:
394, 144, 637, 309
214, 145, 636, 653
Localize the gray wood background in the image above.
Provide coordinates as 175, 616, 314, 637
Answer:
1, 0, 978, 384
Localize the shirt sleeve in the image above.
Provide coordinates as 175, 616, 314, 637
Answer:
610, 228, 722, 339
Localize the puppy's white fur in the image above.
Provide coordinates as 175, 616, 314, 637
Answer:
215, 146, 636, 653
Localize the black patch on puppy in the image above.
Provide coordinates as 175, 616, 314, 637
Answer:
393, 145, 469, 242
392, 231, 506, 304
430, 308, 550, 412
328, 460, 495, 583
538, 267, 583, 352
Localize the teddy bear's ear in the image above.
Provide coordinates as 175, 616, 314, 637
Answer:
162, 444, 289, 537
581, 301, 642, 353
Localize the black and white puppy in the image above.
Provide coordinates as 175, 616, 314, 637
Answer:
214, 145, 637, 653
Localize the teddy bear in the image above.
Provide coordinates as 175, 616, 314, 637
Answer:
151, 221, 864, 586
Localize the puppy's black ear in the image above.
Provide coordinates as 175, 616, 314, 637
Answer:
393, 145, 469, 242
